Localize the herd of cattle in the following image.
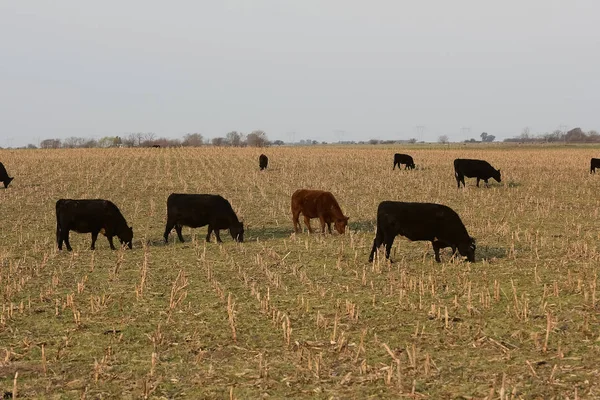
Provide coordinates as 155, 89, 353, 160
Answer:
0, 153, 599, 262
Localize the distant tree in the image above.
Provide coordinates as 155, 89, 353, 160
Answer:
438, 135, 449, 144
408, 138, 417, 144
27, 143, 37, 149
212, 137, 226, 146
272, 140, 284, 146
464, 138, 478, 143
226, 131, 244, 147
368, 139, 379, 145
480, 132, 488, 142
98, 136, 116, 148
565, 127, 586, 142
520, 127, 531, 140
312, 140, 318, 145
246, 130, 269, 147
182, 133, 204, 147
588, 130, 600, 142
321, 141, 327, 145
40, 138, 61, 149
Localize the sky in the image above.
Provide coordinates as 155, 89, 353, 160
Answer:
1, 1, 599, 147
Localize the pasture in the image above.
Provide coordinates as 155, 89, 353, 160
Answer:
0, 145, 599, 399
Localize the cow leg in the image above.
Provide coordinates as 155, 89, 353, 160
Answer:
163, 220, 176, 243
214, 229, 223, 243
432, 241, 442, 263
206, 226, 213, 242
318, 216, 326, 233
484, 179, 489, 187
303, 216, 313, 233
393, 162, 397, 170
175, 224, 184, 242
107, 235, 116, 250
292, 211, 302, 233
56, 225, 63, 250
455, 173, 462, 188
326, 222, 332, 234
368, 230, 385, 262
63, 231, 73, 252
476, 177, 480, 187
384, 236, 395, 260
90, 231, 99, 250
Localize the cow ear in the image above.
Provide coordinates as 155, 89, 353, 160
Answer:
344, 216, 350, 222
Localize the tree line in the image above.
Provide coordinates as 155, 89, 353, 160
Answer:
30, 131, 272, 149
503, 127, 600, 143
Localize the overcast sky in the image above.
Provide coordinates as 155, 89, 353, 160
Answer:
1, 1, 598, 147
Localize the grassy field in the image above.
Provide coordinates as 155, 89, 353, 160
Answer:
0, 145, 599, 399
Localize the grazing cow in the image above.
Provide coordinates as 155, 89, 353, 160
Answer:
393, 153, 415, 170
0, 162, 13, 188
152, 144, 161, 148
259, 154, 269, 170
454, 158, 501, 188
56, 199, 133, 251
291, 189, 349, 234
591, 158, 600, 173
369, 201, 475, 263
164, 193, 244, 243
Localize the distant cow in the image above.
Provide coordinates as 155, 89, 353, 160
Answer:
0, 162, 13, 188
152, 144, 161, 148
259, 154, 268, 170
291, 189, 349, 234
56, 199, 133, 251
591, 158, 600, 173
454, 158, 501, 188
369, 201, 475, 263
393, 153, 415, 170
163, 193, 244, 243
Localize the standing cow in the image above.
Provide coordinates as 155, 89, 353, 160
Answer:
369, 201, 476, 263
591, 158, 600, 173
454, 158, 501, 188
291, 189, 349, 234
0, 162, 14, 188
164, 193, 244, 243
259, 154, 269, 170
393, 153, 415, 170
56, 199, 133, 251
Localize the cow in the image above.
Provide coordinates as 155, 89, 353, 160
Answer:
259, 154, 269, 170
163, 193, 244, 243
454, 158, 501, 188
591, 158, 600, 173
56, 199, 133, 251
393, 153, 415, 170
291, 189, 349, 234
369, 201, 475, 263
152, 144, 161, 148
0, 162, 14, 188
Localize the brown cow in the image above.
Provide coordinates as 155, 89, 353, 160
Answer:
291, 189, 349, 234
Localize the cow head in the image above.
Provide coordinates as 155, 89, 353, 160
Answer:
3, 177, 13, 188
493, 169, 501, 183
334, 216, 350, 234
118, 226, 134, 249
457, 237, 476, 262
230, 222, 244, 242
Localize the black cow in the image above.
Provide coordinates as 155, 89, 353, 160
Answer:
393, 153, 415, 170
152, 144, 161, 148
454, 158, 501, 188
369, 201, 476, 263
591, 158, 600, 173
259, 154, 268, 170
0, 162, 14, 188
56, 199, 133, 251
164, 193, 244, 243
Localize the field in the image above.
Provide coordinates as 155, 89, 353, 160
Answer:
0, 145, 599, 399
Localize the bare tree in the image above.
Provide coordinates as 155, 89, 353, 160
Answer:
246, 130, 269, 147
212, 137, 226, 146
226, 131, 244, 147
182, 133, 204, 147
438, 135, 449, 144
